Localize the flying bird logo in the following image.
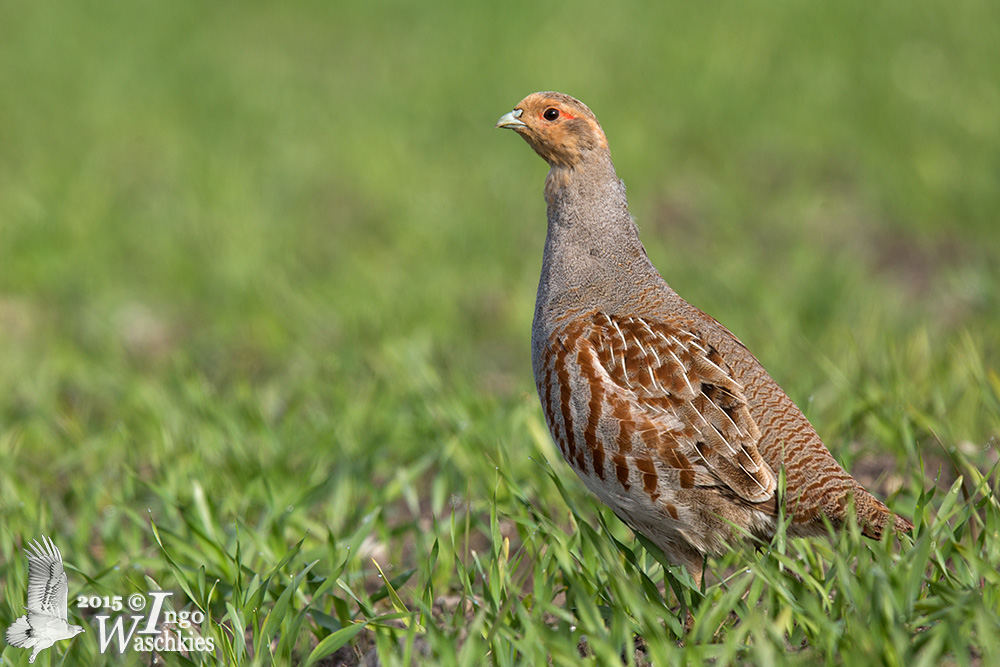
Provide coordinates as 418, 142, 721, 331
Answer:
5, 536, 85, 663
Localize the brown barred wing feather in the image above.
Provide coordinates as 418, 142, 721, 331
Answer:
584, 312, 777, 504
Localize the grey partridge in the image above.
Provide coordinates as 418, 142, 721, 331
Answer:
497, 92, 911, 586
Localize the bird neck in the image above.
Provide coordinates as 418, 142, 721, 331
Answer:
534, 154, 667, 332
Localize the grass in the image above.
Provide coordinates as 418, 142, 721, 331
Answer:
1, 0, 999, 664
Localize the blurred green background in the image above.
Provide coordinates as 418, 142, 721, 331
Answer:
1, 0, 998, 664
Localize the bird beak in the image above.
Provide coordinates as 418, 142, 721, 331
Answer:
496, 108, 527, 130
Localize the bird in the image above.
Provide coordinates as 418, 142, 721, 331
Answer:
6, 536, 86, 663
496, 91, 912, 588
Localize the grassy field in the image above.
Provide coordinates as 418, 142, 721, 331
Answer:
2, 0, 999, 664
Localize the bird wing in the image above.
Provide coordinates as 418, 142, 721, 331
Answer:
583, 312, 776, 503
24, 536, 71, 622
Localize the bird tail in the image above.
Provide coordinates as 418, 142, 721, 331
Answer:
5, 614, 35, 648
891, 512, 915, 533
854, 484, 913, 539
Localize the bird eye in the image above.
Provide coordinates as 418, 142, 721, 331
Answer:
543, 108, 560, 121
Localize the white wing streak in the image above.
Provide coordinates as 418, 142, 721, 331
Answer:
24, 536, 70, 621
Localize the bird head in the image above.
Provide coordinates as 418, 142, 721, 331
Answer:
70, 624, 86, 637
496, 92, 609, 169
